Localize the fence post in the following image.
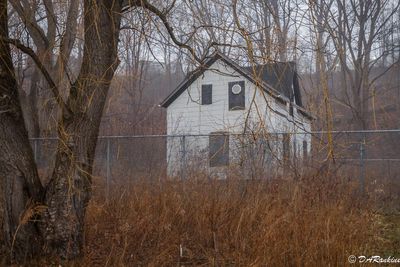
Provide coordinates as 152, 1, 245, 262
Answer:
359, 133, 366, 194
106, 138, 111, 200
33, 139, 38, 163
181, 135, 186, 180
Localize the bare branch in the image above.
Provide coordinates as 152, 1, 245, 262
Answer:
1, 37, 71, 116
127, 0, 204, 62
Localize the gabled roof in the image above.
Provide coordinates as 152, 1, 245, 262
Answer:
242, 62, 303, 107
160, 52, 312, 119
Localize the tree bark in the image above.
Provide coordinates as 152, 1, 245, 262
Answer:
2, 0, 184, 262
42, 0, 122, 259
0, 0, 44, 260
2, 0, 121, 261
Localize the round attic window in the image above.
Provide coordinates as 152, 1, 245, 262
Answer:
232, 84, 242, 94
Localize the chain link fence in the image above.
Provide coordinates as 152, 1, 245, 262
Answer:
30, 129, 400, 200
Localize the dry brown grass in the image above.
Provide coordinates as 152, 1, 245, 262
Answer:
80, 173, 380, 266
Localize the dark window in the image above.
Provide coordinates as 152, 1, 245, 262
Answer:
202, 84, 212, 105
282, 133, 290, 167
303, 140, 308, 159
229, 81, 245, 110
209, 132, 229, 167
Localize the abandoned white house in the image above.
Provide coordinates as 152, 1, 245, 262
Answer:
160, 52, 313, 177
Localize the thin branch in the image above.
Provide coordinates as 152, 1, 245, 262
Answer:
2, 37, 71, 116
129, 0, 202, 62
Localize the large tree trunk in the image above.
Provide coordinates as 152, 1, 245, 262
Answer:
43, 0, 122, 259
2, 0, 121, 261
1, 0, 168, 262
0, 0, 44, 260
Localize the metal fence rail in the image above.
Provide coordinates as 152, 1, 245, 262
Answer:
29, 129, 400, 196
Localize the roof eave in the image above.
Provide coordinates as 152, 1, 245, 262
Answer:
159, 52, 222, 108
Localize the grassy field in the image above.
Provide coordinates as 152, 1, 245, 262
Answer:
78, 173, 398, 266
1, 172, 398, 266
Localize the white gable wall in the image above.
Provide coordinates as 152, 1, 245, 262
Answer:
167, 60, 255, 135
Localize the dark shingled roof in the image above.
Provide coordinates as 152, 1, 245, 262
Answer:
160, 52, 311, 119
242, 62, 302, 107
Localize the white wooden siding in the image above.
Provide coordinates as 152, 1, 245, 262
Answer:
166, 59, 311, 176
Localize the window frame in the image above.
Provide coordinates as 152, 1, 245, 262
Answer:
201, 84, 212, 105
228, 81, 245, 110
209, 132, 230, 167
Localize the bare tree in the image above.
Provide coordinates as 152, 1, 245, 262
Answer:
0, 0, 220, 261
1, 0, 124, 260
318, 0, 400, 129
